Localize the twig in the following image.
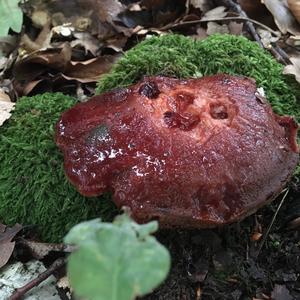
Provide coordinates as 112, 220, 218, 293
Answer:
220, 0, 291, 65
9, 257, 66, 300
161, 16, 279, 36
272, 44, 292, 65
162, 5, 290, 65
220, 0, 264, 47
255, 188, 289, 258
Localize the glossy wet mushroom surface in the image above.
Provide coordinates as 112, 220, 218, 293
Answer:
55, 74, 299, 227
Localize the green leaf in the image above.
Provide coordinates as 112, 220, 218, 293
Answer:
65, 214, 171, 300
0, 0, 23, 37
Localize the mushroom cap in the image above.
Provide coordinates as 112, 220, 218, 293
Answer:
56, 74, 299, 227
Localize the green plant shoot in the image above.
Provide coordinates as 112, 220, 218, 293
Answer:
65, 213, 171, 300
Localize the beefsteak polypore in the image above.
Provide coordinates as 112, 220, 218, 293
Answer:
56, 74, 299, 227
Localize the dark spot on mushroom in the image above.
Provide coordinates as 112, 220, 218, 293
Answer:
163, 111, 199, 131
86, 124, 110, 144
210, 103, 228, 119
163, 111, 177, 128
138, 81, 160, 99
174, 92, 194, 112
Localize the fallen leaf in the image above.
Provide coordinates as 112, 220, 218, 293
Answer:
206, 22, 230, 35
287, 0, 300, 23
201, 6, 227, 20
193, 26, 208, 40
228, 21, 244, 35
71, 32, 103, 56
22, 79, 44, 95
263, 0, 300, 35
13, 43, 72, 82
0, 242, 15, 269
190, 0, 211, 12
283, 56, 300, 83
0, 223, 22, 244
62, 55, 120, 83
271, 284, 293, 300
238, 0, 266, 16
19, 239, 75, 260
103, 34, 128, 52
238, 0, 273, 25
0, 224, 22, 268
257, 28, 280, 48
0, 93, 15, 126
251, 232, 263, 241
94, 0, 125, 24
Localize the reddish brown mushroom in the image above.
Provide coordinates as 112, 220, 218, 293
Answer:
55, 74, 299, 227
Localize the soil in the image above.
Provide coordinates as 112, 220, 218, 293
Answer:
140, 182, 300, 300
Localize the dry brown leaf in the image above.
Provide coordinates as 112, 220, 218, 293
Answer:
238, 0, 266, 15
283, 56, 300, 83
0, 224, 22, 268
71, 32, 102, 56
194, 27, 208, 40
104, 34, 128, 52
14, 43, 72, 82
93, 0, 125, 23
288, 0, 300, 23
0, 242, 15, 269
228, 21, 243, 35
238, 0, 273, 25
62, 55, 120, 83
263, 0, 300, 35
19, 239, 75, 260
22, 79, 44, 95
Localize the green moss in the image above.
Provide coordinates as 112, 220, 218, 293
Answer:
97, 34, 199, 92
0, 93, 116, 242
97, 33, 300, 175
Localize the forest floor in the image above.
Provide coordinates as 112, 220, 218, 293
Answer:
0, 1, 300, 299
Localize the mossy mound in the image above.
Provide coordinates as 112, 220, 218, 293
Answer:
0, 93, 116, 242
97, 33, 300, 175
1, 34, 299, 243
